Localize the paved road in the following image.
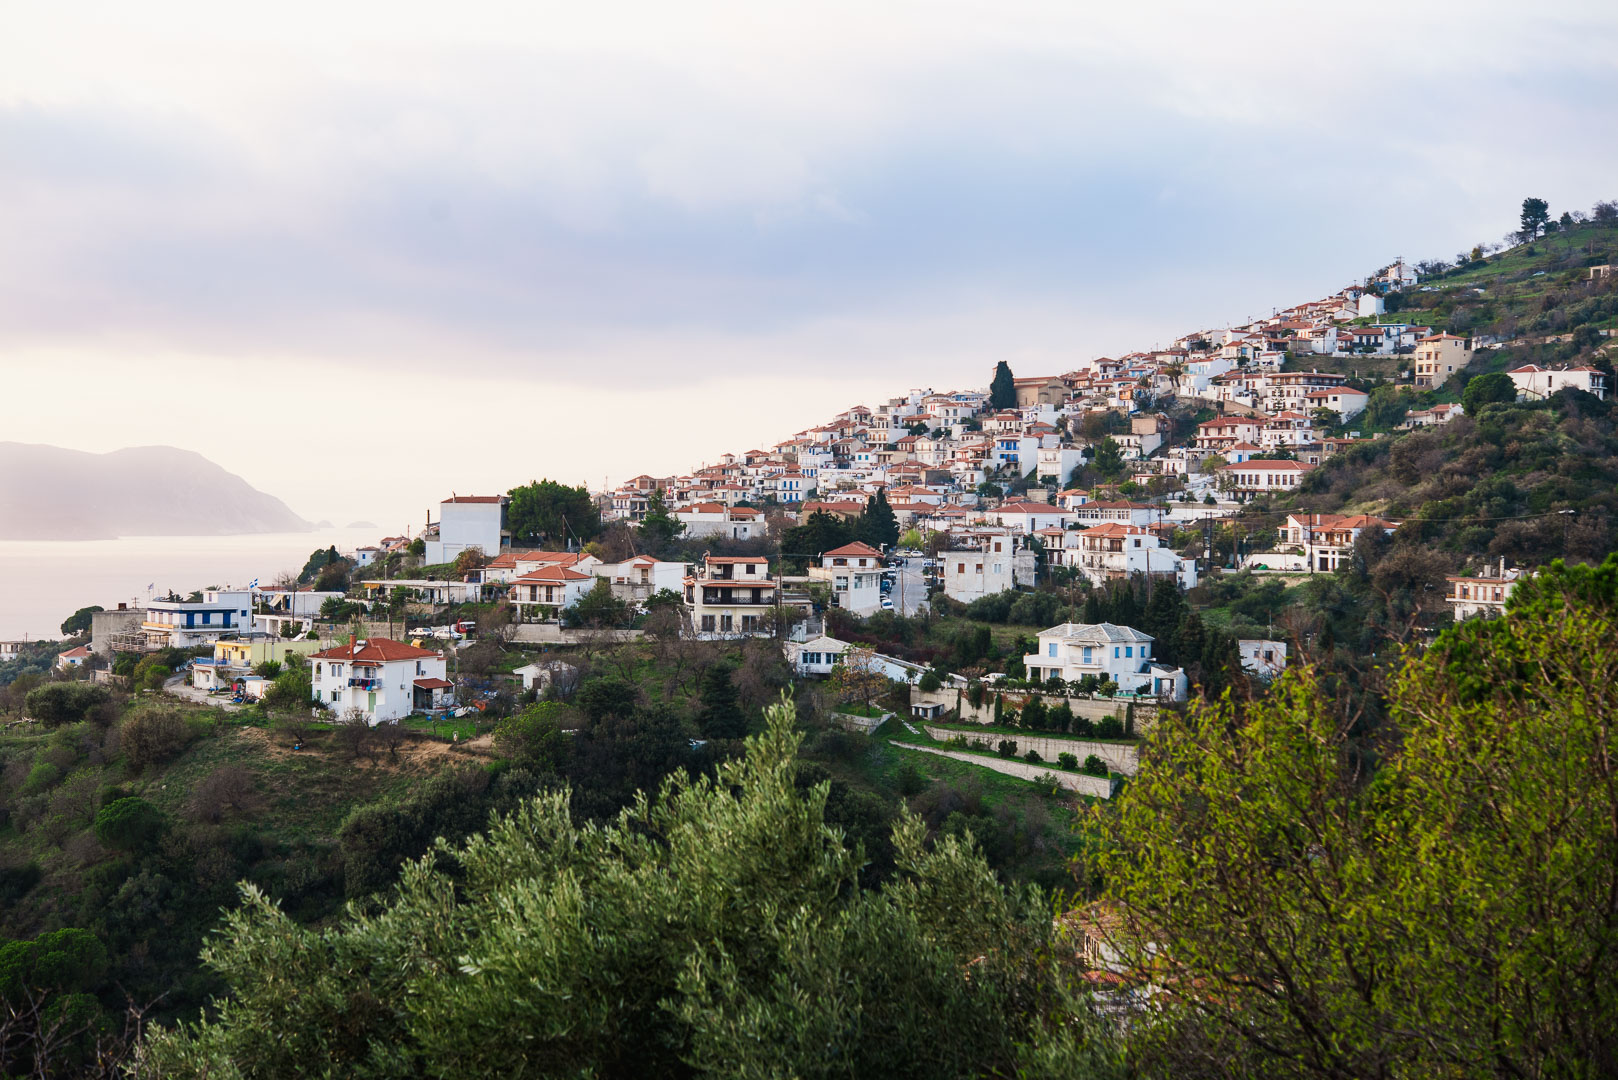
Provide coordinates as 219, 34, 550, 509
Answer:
888, 557, 931, 617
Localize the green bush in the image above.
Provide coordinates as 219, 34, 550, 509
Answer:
1023, 749, 1042, 764
896, 762, 927, 797
996, 739, 1018, 759
1020, 697, 1048, 730
1095, 717, 1124, 739
1082, 755, 1109, 778
917, 670, 942, 693
19, 762, 62, 796
121, 707, 193, 770
93, 797, 167, 853
1057, 752, 1078, 771
22, 683, 111, 726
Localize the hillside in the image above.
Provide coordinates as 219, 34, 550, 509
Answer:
0, 444, 309, 540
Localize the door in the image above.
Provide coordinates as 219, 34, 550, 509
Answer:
367, 691, 377, 715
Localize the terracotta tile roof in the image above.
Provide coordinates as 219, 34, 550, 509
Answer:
513, 566, 593, 582
823, 542, 883, 558
312, 638, 441, 662
412, 677, 453, 690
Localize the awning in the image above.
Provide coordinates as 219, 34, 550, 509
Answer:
413, 677, 453, 690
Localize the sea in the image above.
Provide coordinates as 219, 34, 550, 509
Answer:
0, 529, 381, 641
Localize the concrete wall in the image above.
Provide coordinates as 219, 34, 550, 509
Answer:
90, 608, 144, 657
923, 725, 1138, 776
893, 742, 1117, 798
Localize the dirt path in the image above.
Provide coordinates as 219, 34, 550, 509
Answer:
235, 724, 494, 772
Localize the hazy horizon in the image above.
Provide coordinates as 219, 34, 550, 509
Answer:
3, 1, 1616, 525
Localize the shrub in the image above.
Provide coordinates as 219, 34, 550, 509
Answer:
996, 740, 1018, 759
966, 682, 985, 710
22, 684, 111, 727
1023, 749, 1042, 764
1082, 755, 1109, 778
917, 671, 942, 693
20, 762, 62, 796
121, 707, 192, 770
1020, 697, 1048, 730
896, 762, 927, 797
1094, 717, 1124, 740
1071, 714, 1094, 737
93, 797, 167, 852
1058, 752, 1079, 771
1049, 702, 1074, 733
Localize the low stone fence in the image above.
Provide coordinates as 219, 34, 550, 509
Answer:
922, 725, 1139, 776
892, 742, 1117, 799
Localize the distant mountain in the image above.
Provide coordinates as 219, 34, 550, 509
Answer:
0, 444, 311, 540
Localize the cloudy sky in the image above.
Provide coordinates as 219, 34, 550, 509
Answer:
2, 0, 1615, 526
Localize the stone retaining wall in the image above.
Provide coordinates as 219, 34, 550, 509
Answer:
922, 726, 1138, 776
892, 742, 1116, 798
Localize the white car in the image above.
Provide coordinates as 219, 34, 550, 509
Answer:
880, 597, 895, 610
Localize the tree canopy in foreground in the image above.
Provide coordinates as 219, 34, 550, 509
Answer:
137, 703, 1121, 1079
1090, 553, 1618, 1078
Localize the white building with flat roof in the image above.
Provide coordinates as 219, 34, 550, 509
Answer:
425, 495, 507, 565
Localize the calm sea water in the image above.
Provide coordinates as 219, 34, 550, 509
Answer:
0, 529, 381, 641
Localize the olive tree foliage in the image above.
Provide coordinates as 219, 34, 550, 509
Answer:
1089, 554, 1618, 1079
137, 701, 1124, 1079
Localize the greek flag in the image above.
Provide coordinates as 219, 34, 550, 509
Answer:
249, 578, 259, 589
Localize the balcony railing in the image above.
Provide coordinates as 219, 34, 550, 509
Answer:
348, 677, 381, 690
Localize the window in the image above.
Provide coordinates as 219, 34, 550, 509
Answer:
1125, 646, 1133, 658
721, 615, 734, 632
701, 615, 716, 632
330, 690, 340, 702
1082, 646, 1093, 664
1047, 643, 1057, 657
1114, 647, 1120, 658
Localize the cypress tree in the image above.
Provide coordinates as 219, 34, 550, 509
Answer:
1143, 581, 1185, 663
989, 361, 1017, 410
858, 489, 900, 550
1082, 590, 1104, 625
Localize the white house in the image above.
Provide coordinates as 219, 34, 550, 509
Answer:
1304, 386, 1369, 422
1022, 622, 1187, 700
1238, 639, 1288, 679
1070, 523, 1198, 589
785, 634, 927, 684
425, 495, 507, 565
1507, 364, 1609, 401
509, 566, 596, 620
990, 500, 1074, 534
1281, 513, 1397, 573
139, 590, 254, 649
310, 637, 451, 723
676, 502, 764, 540
1036, 447, 1086, 484
56, 646, 90, 671
942, 533, 1022, 603
1446, 563, 1524, 621
593, 556, 686, 606
810, 542, 886, 616
1218, 459, 1316, 496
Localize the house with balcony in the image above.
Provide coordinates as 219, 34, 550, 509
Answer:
684, 556, 779, 638
676, 502, 764, 540
139, 590, 254, 649
1022, 622, 1186, 700
593, 556, 685, 606
309, 637, 450, 723
990, 500, 1075, 534
1446, 562, 1524, 621
808, 542, 885, 616
1280, 512, 1397, 573
941, 533, 1032, 603
509, 565, 596, 620
1071, 523, 1198, 589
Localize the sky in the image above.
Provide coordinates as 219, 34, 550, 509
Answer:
1, 0, 1615, 528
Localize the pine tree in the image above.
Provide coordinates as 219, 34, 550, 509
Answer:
697, 663, 746, 739
989, 361, 1017, 410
